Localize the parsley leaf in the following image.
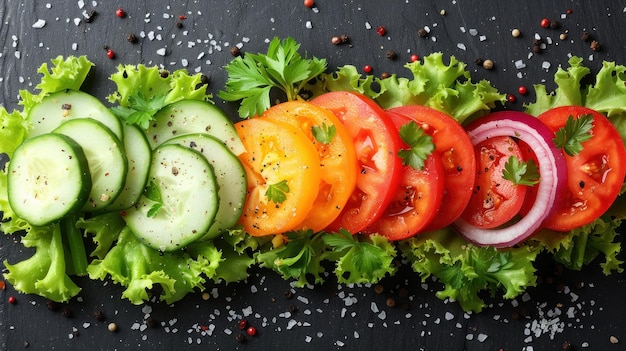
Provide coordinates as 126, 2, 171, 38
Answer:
502, 156, 540, 186
397, 121, 435, 169
143, 180, 164, 218
311, 123, 336, 144
553, 114, 594, 156
265, 180, 290, 204
219, 37, 327, 118
111, 92, 168, 129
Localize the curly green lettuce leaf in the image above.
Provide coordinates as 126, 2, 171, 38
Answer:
398, 228, 539, 312
322, 231, 397, 284
255, 230, 327, 287
19, 56, 94, 115
531, 216, 623, 275
3, 225, 81, 302
312, 53, 504, 123
76, 212, 126, 259
107, 64, 211, 129
87, 226, 222, 305
0, 108, 31, 234
212, 229, 257, 283
525, 56, 626, 118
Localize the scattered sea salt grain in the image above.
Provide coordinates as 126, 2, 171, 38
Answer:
542, 61, 551, 70
305, 21, 312, 29
515, 60, 526, 69
477, 333, 488, 342
32, 19, 46, 28
156, 48, 167, 56
457, 43, 467, 50
445, 312, 454, 321
365, 21, 372, 30
370, 302, 379, 313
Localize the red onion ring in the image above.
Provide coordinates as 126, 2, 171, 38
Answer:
453, 111, 568, 248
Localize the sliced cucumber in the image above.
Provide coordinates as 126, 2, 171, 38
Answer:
53, 118, 127, 212
106, 124, 152, 211
7, 133, 91, 226
164, 133, 246, 239
146, 99, 245, 155
125, 144, 219, 251
27, 90, 123, 140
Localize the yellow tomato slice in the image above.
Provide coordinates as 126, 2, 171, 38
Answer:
235, 118, 321, 236
261, 101, 357, 232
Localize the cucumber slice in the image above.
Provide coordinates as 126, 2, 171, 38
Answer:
27, 90, 123, 140
7, 133, 91, 226
125, 144, 219, 251
53, 118, 127, 212
164, 133, 246, 239
146, 99, 245, 155
106, 124, 152, 211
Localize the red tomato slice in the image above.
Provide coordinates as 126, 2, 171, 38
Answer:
538, 106, 626, 231
518, 140, 540, 217
460, 135, 527, 228
387, 105, 476, 230
261, 101, 358, 232
364, 112, 445, 240
311, 92, 403, 234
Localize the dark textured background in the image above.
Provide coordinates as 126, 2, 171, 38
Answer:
1, 1, 625, 350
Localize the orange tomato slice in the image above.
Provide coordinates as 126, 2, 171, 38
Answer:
235, 118, 321, 236
261, 101, 357, 232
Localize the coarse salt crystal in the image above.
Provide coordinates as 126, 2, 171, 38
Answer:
469, 28, 478, 36
477, 333, 488, 342
365, 21, 372, 29
305, 21, 312, 29
370, 302, 379, 313
156, 48, 167, 56
445, 312, 454, 320
542, 61, 551, 70
287, 319, 298, 330
32, 19, 46, 28
457, 43, 467, 51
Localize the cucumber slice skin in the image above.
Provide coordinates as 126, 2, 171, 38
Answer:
164, 133, 247, 239
106, 124, 152, 211
27, 90, 123, 140
147, 99, 245, 156
125, 144, 219, 252
7, 133, 91, 226
53, 118, 128, 212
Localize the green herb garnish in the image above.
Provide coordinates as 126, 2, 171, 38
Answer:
502, 156, 540, 186
553, 114, 594, 156
219, 37, 327, 118
265, 180, 290, 204
397, 121, 435, 170
143, 180, 164, 217
311, 123, 336, 144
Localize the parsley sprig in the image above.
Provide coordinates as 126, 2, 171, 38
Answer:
143, 180, 164, 217
502, 156, 540, 186
111, 92, 167, 129
311, 123, 336, 144
265, 180, 290, 204
553, 114, 594, 156
219, 37, 327, 118
397, 121, 435, 170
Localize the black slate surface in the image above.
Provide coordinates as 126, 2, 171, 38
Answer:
1, 1, 625, 350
